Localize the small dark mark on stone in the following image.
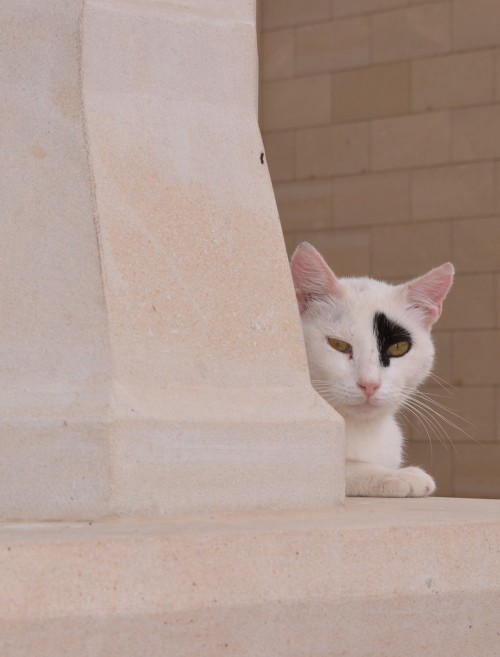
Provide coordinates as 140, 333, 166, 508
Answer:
260, 152, 264, 164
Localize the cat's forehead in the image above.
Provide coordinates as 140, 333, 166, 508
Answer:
321, 276, 409, 334
340, 276, 394, 298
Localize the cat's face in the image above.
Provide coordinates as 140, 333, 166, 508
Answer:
291, 243, 454, 422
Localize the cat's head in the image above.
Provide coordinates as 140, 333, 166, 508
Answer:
290, 242, 454, 421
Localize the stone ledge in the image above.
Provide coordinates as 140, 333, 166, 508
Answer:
1, 498, 500, 656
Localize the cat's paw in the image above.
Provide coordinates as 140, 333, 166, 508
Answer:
381, 466, 436, 498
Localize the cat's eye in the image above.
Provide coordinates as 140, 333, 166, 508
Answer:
328, 337, 352, 355
386, 341, 410, 358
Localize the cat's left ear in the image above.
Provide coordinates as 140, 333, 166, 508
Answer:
290, 242, 344, 314
403, 263, 454, 329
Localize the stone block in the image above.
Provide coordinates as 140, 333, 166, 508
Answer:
274, 179, 333, 232
453, 0, 500, 50
439, 274, 496, 330
296, 15, 370, 74
262, 0, 331, 29
371, 221, 451, 278
496, 162, 500, 212
2, 498, 500, 656
495, 49, 500, 102
452, 330, 500, 386
497, 273, 500, 328
372, 3, 451, 63
411, 163, 495, 221
412, 50, 494, 112
333, 0, 409, 17
497, 387, 500, 441
260, 75, 332, 131
296, 122, 370, 178
405, 442, 453, 496
454, 444, 500, 498
333, 171, 410, 227
452, 217, 500, 272
260, 28, 294, 81
371, 111, 450, 170
452, 105, 500, 161
432, 331, 453, 383
333, 62, 410, 122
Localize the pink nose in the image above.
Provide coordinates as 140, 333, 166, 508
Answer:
357, 381, 380, 399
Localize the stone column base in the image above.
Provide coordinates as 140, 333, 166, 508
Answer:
2, 497, 500, 655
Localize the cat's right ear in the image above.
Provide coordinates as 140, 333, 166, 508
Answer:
290, 242, 343, 314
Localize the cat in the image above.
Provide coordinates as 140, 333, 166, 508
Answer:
290, 242, 454, 497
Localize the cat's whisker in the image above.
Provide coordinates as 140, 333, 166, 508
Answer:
405, 389, 474, 426
402, 397, 457, 452
312, 387, 342, 405
312, 387, 339, 399
429, 371, 454, 385
400, 383, 452, 401
398, 405, 434, 457
427, 372, 456, 395
311, 383, 335, 391
400, 386, 476, 443
400, 400, 449, 459
401, 385, 453, 450
403, 387, 460, 422
404, 387, 453, 400
404, 393, 485, 451
407, 392, 479, 437
310, 380, 343, 400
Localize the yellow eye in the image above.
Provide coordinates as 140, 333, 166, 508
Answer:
328, 337, 352, 354
387, 341, 410, 357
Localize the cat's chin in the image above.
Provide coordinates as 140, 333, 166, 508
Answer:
336, 399, 394, 422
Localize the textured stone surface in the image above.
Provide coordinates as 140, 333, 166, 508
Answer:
1, 498, 500, 656
295, 15, 371, 73
0, 0, 344, 520
371, 111, 450, 170
412, 50, 494, 112
333, 62, 410, 122
260, 75, 332, 130
371, 3, 451, 63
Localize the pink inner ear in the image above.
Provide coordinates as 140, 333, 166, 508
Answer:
406, 262, 454, 328
290, 242, 341, 314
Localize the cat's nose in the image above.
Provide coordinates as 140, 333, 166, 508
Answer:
357, 381, 380, 399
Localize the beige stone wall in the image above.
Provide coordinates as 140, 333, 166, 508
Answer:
258, 0, 500, 498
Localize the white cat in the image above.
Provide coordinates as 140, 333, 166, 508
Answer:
291, 242, 454, 498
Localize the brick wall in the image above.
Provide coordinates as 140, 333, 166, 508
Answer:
258, 0, 500, 498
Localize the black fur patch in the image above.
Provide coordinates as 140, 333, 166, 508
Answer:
373, 312, 412, 367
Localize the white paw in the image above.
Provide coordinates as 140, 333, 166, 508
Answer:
379, 466, 436, 498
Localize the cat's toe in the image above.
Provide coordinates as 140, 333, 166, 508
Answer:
379, 477, 412, 497
398, 466, 436, 497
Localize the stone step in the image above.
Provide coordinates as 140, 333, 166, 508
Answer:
1, 497, 500, 656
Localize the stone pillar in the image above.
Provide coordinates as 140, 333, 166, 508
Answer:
0, 0, 344, 520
